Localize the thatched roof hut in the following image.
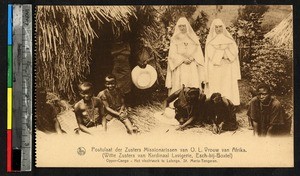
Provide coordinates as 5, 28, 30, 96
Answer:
36, 6, 137, 101
37, 6, 208, 102
264, 13, 292, 49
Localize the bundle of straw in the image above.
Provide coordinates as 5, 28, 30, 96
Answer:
265, 13, 293, 49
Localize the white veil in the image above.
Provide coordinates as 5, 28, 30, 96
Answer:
206, 19, 236, 46
171, 17, 200, 44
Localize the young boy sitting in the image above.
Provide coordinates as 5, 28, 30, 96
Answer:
97, 74, 135, 134
74, 82, 105, 134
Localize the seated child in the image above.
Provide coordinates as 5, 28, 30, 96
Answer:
247, 83, 291, 136
36, 87, 63, 134
97, 74, 135, 134
74, 82, 105, 134
205, 93, 238, 134
163, 86, 206, 131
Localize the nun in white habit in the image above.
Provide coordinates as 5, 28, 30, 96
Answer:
165, 17, 205, 95
205, 19, 241, 105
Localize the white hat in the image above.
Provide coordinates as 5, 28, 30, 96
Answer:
131, 64, 157, 89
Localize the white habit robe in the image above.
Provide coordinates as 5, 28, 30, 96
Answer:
166, 17, 205, 95
205, 19, 241, 105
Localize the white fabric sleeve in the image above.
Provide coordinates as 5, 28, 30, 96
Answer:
168, 42, 185, 71
224, 43, 238, 62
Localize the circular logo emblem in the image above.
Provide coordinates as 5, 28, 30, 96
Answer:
77, 147, 86, 156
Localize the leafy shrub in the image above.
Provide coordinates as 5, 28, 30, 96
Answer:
243, 42, 293, 95
227, 5, 269, 78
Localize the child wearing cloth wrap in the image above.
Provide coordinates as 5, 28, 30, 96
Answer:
97, 74, 136, 134
163, 86, 206, 131
205, 93, 238, 134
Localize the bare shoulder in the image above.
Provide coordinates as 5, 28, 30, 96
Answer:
249, 97, 259, 104
271, 97, 282, 107
221, 97, 230, 106
97, 90, 105, 98
93, 96, 101, 101
97, 90, 108, 101
73, 99, 84, 112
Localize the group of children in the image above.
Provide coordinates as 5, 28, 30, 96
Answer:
37, 74, 291, 137
163, 86, 238, 134
73, 73, 240, 135
74, 79, 238, 135
74, 75, 136, 135
164, 83, 291, 136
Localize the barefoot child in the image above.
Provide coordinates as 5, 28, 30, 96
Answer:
205, 93, 238, 134
97, 74, 135, 134
74, 82, 105, 134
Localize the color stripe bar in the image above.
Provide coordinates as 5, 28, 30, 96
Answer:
7, 130, 12, 172
8, 5, 12, 45
7, 88, 12, 129
7, 4, 13, 172
7, 46, 12, 88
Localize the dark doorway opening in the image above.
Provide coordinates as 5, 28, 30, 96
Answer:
88, 23, 113, 95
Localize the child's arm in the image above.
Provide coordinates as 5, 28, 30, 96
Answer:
74, 104, 92, 134
76, 115, 92, 134
97, 99, 107, 131
212, 121, 218, 134
54, 118, 63, 134
102, 100, 121, 117
176, 116, 195, 130
210, 115, 219, 134
120, 97, 126, 112
163, 89, 180, 110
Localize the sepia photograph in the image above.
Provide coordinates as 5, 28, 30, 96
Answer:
35, 5, 294, 167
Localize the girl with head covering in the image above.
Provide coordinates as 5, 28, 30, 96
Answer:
165, 17, 205, 95
205, 19, 241, 105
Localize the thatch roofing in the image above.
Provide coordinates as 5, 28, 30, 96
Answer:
264, 13, 292, 49
36, 6, 136, 100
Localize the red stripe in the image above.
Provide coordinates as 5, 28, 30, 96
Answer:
7, 130, 12, 172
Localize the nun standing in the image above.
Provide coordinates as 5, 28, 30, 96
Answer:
205, 19, 241, 105
166, 17, 205, 95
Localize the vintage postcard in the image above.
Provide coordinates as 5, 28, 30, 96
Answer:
35, 5, 294, 167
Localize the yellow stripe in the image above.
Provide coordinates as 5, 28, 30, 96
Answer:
7, 88, 12, 129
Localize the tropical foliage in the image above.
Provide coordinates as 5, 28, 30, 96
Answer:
228, 5, 269, 63
228, 6, 293, 94
243, 41, 293, 95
